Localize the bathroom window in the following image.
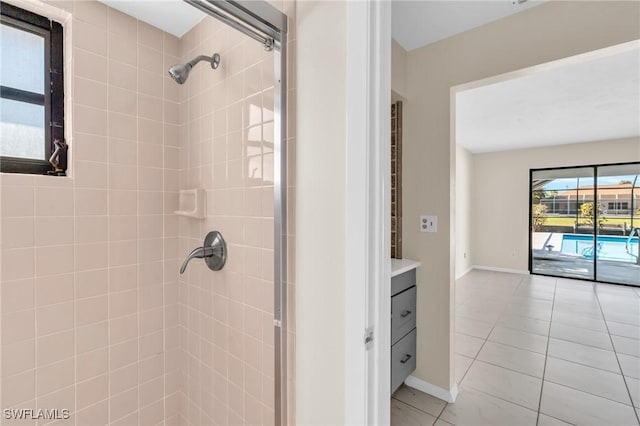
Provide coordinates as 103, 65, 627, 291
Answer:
0, 3, 65, 175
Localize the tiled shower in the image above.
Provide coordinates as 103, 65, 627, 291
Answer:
0, 0, 295, 425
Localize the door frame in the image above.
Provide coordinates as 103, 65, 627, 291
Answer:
344, 0, 392, 424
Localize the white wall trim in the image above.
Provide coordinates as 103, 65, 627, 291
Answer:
405, 376, 459, 403
344, 1, 391, 425
455, 267, 474, 280
471, 265, 530, 275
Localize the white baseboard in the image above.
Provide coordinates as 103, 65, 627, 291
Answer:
471, 265, 529, 275
404, 376, 459, 403
455, 266, 473, 280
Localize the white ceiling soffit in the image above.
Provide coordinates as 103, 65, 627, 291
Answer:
98, 0, 206, 38
455, 43, 640, 154
392, 0, 544, 51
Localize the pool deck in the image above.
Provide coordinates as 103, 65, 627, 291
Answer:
532, 232, 639, 286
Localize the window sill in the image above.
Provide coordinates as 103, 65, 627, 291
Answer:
0, 157, 64, 176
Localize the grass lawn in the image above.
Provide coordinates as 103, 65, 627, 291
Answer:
542, 216, 636, 227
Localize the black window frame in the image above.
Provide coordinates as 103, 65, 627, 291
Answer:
0, 2, 65, 175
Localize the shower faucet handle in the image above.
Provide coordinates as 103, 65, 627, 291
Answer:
180, 231, 227, 274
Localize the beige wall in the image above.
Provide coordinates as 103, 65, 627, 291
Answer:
0, 1, 181, 424
295, 1, 346, 424
392, 40, 408, 99
404, 1, 640, 391
455, 146, 473, 278
471, 137, 640, 272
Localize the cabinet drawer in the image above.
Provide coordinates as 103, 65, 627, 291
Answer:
391, 269, 416, 296
391, 328, 416, 394
391, 286, 416, 345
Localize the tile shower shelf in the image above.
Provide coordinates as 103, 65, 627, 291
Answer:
174, 189, 206, 219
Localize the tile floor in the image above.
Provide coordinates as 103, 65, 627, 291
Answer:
391, 270, 640, 426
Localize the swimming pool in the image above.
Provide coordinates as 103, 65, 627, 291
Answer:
561, 234, 639, 262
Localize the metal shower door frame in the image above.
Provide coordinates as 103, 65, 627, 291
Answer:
182, 1, 289, 424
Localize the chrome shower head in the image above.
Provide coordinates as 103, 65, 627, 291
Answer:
168, 53, 220, 85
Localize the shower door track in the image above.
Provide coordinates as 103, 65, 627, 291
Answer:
183, 1, 289, 424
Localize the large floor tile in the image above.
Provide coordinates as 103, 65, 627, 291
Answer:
476, 341, 545, 378
456, 316, 494, 339
461, 360, 542, 410
508, 296, 553, 310
599, 300, 640, 316
555, 278, 595, 292
627, 376, 640, 408
393, 385, 446, 417
619, 353, 640, 379
454, 355, 473, 384
390, 398, 437, 426
453, 270, 640, 425
604, 311, 640, 327
547, 338, 620, 373
540, 381, 638, 426
551, 311, 608, 333
440, 385, 537, 426
552, 304, 603, 322
433, 420, 454, 426
456, 305, 502, 324
613, 335, 640, 357
497, 313, 549, 336
550, 322, 613, 350
488, 326, 548, 354
536, 414, 573, 425
607, 321, 640, 340
455, 333, 484, 358
544, 357, 631, 405
512, 287, 555, 302
503, 304, 552, 321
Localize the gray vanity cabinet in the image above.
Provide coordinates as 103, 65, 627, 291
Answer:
391, 269, 417, 393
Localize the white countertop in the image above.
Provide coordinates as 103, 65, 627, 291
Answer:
391, 258, 421, 277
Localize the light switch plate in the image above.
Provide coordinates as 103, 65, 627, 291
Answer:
420, 215, 437, 233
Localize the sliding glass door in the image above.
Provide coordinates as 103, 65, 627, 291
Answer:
530, 162, 639, 286
595, 164, 640, 285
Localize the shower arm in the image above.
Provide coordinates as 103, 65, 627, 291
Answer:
188, 54, 220, 69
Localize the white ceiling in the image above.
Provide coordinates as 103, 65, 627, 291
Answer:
392, 0, 544, 51
100, 0, 543, 48
455, 44, 640, 153
98, 0, 205, 38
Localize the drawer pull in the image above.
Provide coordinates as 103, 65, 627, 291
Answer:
400, 310, 412, 318
400, 354, 412, 364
